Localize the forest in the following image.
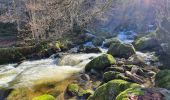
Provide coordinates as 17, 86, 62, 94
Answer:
0, 0, 170, 100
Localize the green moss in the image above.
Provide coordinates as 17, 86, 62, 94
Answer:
103, 38, 121, 48
103, 71, 129, 82
155, 70, 170, 89
32, 94, 55, 100
67, 83, 79, 96
78, 89, 94, 98
88, 79, 140, 100
133, 32, 158, 51
107, 43, 136, 59
116, 88, 144, 100
85, 54, 116, 72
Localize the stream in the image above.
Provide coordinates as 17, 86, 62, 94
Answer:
0, 30, 156, 99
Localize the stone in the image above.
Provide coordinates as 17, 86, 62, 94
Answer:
107, 42, 136, 59
67, 83, 79, 96
85, 54, 116, 72
88, 79, 140, 100
32, 94, 55, 100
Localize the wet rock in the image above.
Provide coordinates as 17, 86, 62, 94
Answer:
85, 54, 116, 72
67, 83, 79, 96
115, 88, 144, 100
116, 88, 170, 100
103, 38, 121, 48
133, 32, 160, 51
0, 89, 13, 100
32, 94, 55, 100
155, 70, 170, 90
78, 45, 101, 53
103, 71, 129, 82
80, 74, 90, 81
78, 89, 94, 99
92, 37, 105, 46
107, 42, 136, 59
88, 79, 140, 100
104, 67, 125, 73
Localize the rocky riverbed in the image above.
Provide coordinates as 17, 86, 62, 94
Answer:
0, 30, 170, 100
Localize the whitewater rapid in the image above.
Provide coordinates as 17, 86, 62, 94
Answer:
0, 53, 101, 89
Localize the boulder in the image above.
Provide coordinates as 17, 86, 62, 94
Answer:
78, 89, 94, 99
107, 42, 136, 59
155, 70, 170, 90
32, 94, 55, 100
78, 45, 101, 53
85, 54, 116, 72
88, 79, 140, 100
103, 38, 121, 48
92, 37, 105, 46
133, 32, 160, 51
115, 88, 144, 100
116, 88, 170, 100
103, 71, 130, 82
67, 83, 79, 96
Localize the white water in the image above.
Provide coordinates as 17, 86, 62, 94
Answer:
0, 53, 101, 89
117, 31, 136, 43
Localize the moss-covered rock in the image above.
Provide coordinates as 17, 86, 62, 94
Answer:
103, 38, 121, 48
103, 71, 129, 82
133, 32, 160, 51
107, 43, 136, 59
67, 83, 79, 96
32, 94, 55, 100
115, 88, 144, 100
92, 37, 105, 46
78, 45, 101, 53
78, 89, 94, 99
88, 79, 140, 100
104, 67, 124, 73
155, 70, 170, 90
0, 46, 36, 64
85, 54, 116, 72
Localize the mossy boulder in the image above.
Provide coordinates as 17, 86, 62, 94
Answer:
78, 45, 101, 53
115, 88, 144, 100
107, 43, 136, 59
104, 67, 124, 73
78, 89, 94, 99
133, 32, 160, 51
32, 94, 55, 100
88, 79, 140, 100
103, 38, 121, 48
0, 46, 36, 64
92, 37, 105, 46
67, 83, 79, 96
103, 71, 130, 82
155, 70, 170, 90
85, 54, 116, 72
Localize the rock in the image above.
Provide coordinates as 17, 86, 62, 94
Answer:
85, 54, 116, 72
0, 46, 36, 64
67, 83, 79, 96
115, 88, 144, 100
77, 33, 96, 43
133, 32, 160, 51
103, 71, 129, 82
125, 71, 145, 84
116, 88, 170, 100
107, 42, 136, 59
80, 74, 90, 81
92, 37, 105, 46
104, 67, 125, 73
32, 94, 55, 100
155, 70, 170, 90
78, 89, 94, 99
103, 38, 121, 48
78, 45, 101, 53
88, 79, 140, 100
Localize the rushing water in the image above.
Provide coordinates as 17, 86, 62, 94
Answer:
0, 53, 101, 89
